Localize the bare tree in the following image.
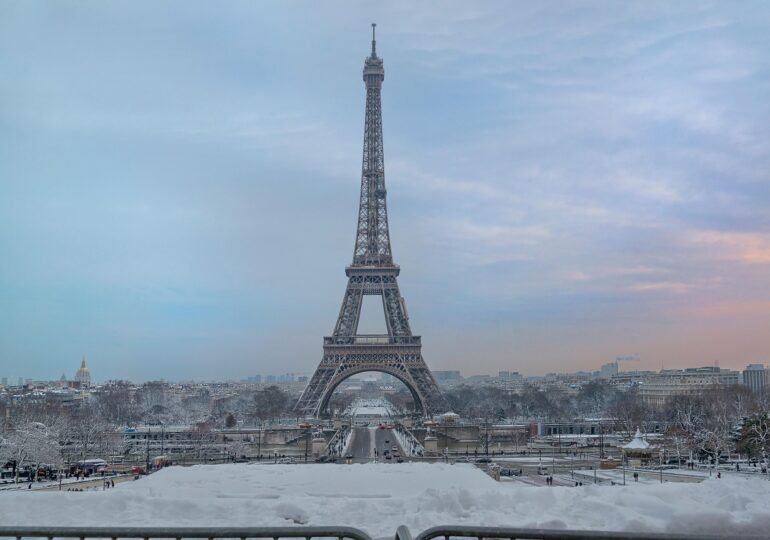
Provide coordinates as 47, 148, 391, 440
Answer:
63, 407, 116, 464
738, 412, 770, 469
0, 420, 62, 483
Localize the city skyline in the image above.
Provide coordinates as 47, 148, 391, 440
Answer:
2, 2, 770, 382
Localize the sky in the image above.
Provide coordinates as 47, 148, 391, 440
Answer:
1, 1, 770, 383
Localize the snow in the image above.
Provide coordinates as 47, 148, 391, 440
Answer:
352, 406, 389, 417
623, 429, 651, 450
1, 462, 769, 537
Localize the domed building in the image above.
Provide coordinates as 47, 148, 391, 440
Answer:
74, 357, 92, 387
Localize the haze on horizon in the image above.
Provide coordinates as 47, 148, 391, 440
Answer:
1, 1, 770, 383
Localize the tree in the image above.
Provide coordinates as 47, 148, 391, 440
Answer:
0, 420, 62, 483
576, 381, 611, 417
249, 386, 290, 425
94, 382, 141, 426
63, 407, 116, 464
608, 389, 651, 439
738, 412, 770, 466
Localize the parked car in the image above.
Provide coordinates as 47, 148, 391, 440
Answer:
475, 457, 492, 463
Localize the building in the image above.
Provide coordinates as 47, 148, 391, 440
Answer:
638, 367, 740, 408
498, 371, 523, 382
742, 364, 768, 397
75, 357, 92, 387
433, 371, 463, 383
599, 362, 618, 380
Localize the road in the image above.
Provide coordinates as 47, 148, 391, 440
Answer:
348, 427, 405, 462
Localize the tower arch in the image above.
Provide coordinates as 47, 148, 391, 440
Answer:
318, 366, 425, 416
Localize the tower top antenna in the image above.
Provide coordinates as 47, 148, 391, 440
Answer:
371, 23, 377, 57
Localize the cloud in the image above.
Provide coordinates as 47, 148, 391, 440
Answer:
684, 230, 770, 264
2, 1, 770, 380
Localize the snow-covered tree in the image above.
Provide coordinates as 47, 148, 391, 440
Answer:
0, 420, 62, 482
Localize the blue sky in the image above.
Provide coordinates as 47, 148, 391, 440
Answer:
1, 1, 770, 382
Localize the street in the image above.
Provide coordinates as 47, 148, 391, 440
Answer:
348, 427, 405, 462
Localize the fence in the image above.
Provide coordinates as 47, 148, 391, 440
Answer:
0, 525, 766, 540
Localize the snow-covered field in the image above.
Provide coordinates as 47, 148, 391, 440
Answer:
1, 462, 769, 537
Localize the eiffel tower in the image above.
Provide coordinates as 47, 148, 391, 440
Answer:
295, 25, 448, 417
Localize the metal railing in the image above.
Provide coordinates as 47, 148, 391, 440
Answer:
0, 528, 370, 540
397, 526, 768, 540
1, 525, 767, 540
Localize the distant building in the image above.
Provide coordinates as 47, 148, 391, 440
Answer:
498, 371, 523, 381
743, 364, 768, 397
599, 362, 618, 379
74, 358, 91, 387
638, 366, 740, 407
433, 370, 462, 382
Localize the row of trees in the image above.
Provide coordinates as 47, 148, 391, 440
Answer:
88, 382, 296, 428
440, 381, 769, 463
0, 384, 298, 480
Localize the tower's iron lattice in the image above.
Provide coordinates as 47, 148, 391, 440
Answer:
294, 25, 448, 417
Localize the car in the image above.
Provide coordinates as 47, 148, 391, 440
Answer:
315, 455, 329, 463
385, 454, 392, 460
391, 446, 398, 451
475, 457, 492, 463
277, 457, 296, 464
396, 458, 404, 463
385, 439, 390, 444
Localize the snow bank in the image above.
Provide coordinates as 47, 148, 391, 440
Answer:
1, 463, 768, 538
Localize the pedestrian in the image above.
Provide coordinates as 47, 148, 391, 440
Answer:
634, 472, 638, 482
111, 479, 114, 488
717, 471, 721, 479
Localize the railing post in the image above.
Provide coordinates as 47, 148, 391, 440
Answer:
395, 525, 412, 540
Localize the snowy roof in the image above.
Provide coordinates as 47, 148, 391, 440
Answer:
622, 428, 650, 450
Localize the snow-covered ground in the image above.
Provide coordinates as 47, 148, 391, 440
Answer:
1, 462, 769, 537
